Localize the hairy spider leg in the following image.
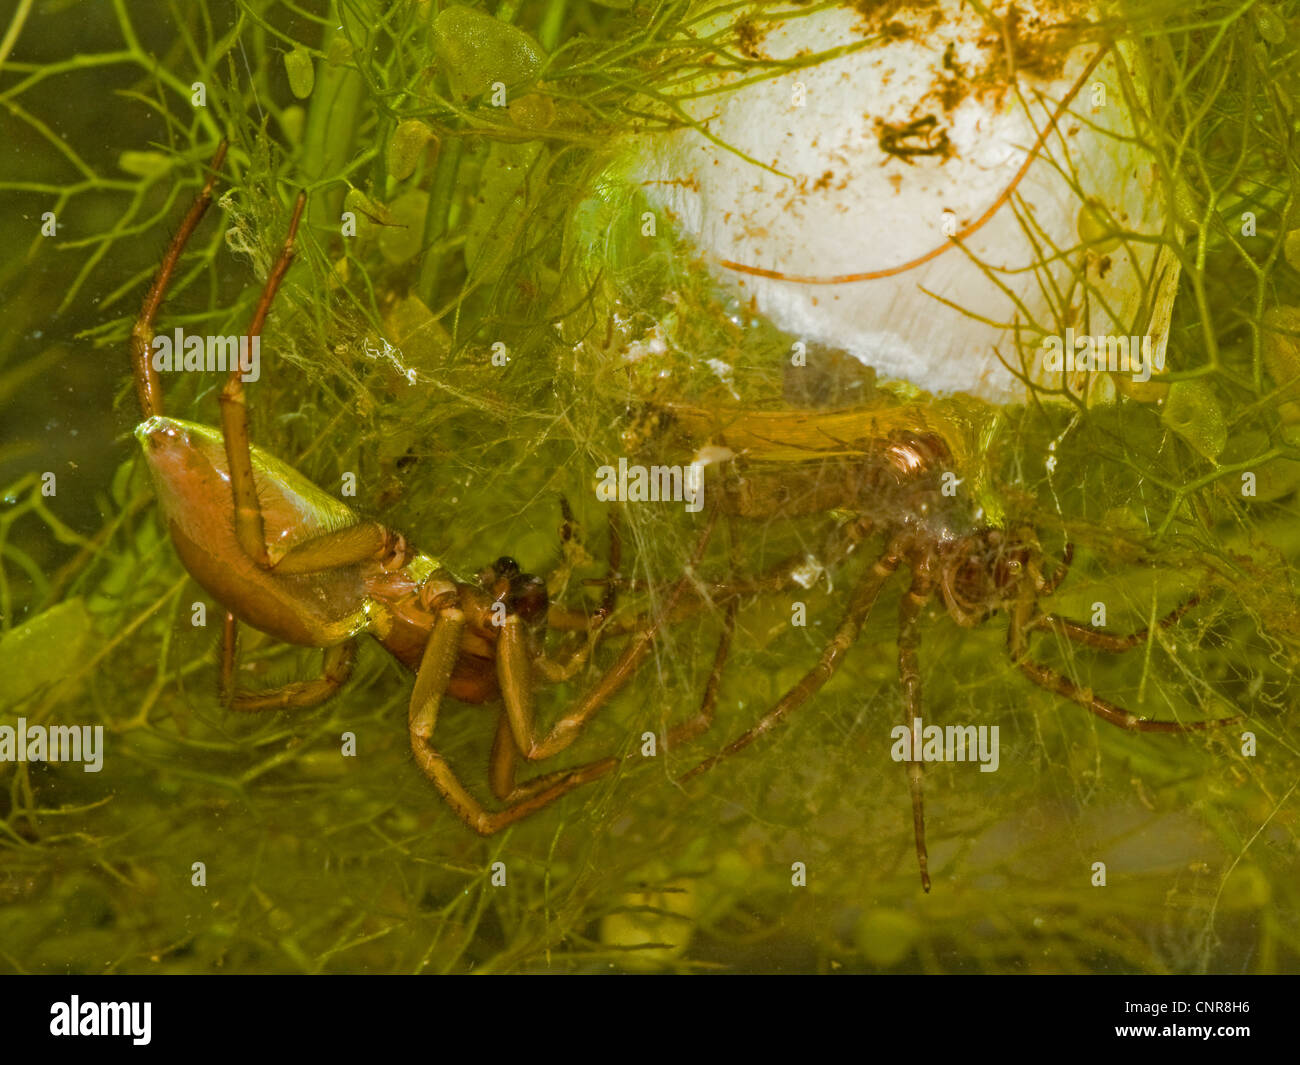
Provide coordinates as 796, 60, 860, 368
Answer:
555, 494, 622, 625
664, 599, 737, 750
678, 543, 903, 781
569, 511, 876, 638
1028, 592, 1201, 652
673, 532, 1238, 891
1007, 594, 1243, 732
532, 501, 626, 681
662, 514, 749, 750
897, 569, 934, 893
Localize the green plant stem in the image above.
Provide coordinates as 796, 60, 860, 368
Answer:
418, 137, 465, 305
300, 14, 367, 221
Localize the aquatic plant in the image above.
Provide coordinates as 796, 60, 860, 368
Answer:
1, 0, 1298, 973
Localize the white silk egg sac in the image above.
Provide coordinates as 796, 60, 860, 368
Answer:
628, 1, 1174, 405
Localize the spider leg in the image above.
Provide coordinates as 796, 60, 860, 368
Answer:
665, 512, 740, 748
1029, 592, 1201, 652
217, 191, 308, 569
545, 502, 622, 635
579, 509, 872, 611
1007, 601, 1242, 732
506, 512, 719, 762
534, 504, 625, 682
409, 605, 616, 834
897, 572, 935, 893
219, 607, 357, 712
500, 556, 703, 760
591, 499, 622, 625
564, 532, 854, 639
220, 609, 238, 706
486, 712, 618, 804
678, 543, 903, 782
130, 141, 229, 420
665, 599, 737, 749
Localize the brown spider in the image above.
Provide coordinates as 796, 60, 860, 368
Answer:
663, 430, 1242, 891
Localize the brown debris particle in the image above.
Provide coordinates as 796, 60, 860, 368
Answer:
735, 16, 769, 60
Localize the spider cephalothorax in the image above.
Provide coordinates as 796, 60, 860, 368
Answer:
933, 525, 1059, 625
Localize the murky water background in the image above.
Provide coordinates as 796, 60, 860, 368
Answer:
1, 0, 1297, 973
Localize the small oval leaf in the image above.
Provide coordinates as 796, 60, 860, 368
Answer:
388, 119, 437, 182
284, 46, 315, 99
1162, 379, 1226, 461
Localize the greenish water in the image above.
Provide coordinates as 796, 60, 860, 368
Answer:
0, 0, 1298, 973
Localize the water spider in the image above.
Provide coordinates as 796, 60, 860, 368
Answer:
126, 142, 709, 835
660, 426, 1243, 891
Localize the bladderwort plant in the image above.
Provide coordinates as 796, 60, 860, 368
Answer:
1, 0, 1299, 973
